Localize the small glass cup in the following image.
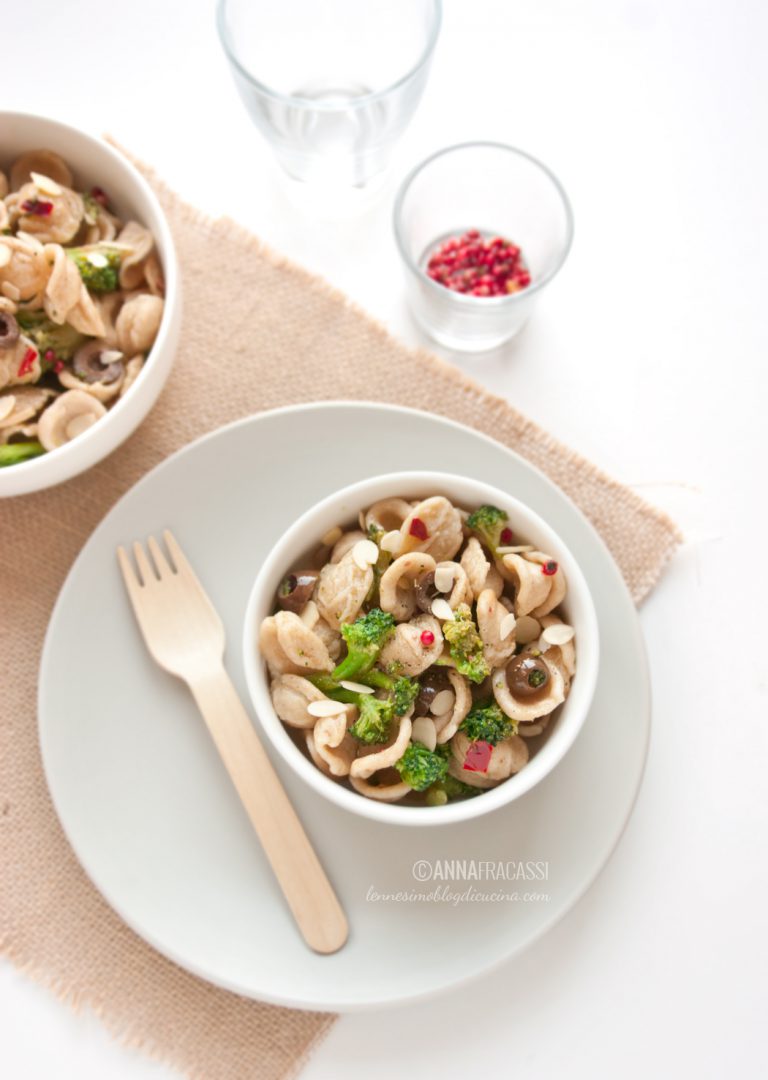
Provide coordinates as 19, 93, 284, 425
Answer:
393, 142, 574, 352
217, 0, 441, 194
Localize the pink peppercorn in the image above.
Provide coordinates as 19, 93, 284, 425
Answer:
426, 230, 531, 297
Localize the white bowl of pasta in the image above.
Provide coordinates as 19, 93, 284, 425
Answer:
0, 111, 181, 496
243, 471, 599, 826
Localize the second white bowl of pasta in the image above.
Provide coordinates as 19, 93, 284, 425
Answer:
0, 111, 181, 495
243, 472, 599, 826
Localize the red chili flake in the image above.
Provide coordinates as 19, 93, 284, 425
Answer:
21, 198, 54, 216
463, 740, 493, 773
53, 359, 64, 373
500, 527, 513, 545
426, 230, 531, 297
420, 629, 435, 647
409, 517, 429, 541
542, 560, 559, 576
17, 347, 38, 378
44, 349, 56, 362
91, 186, 109, 207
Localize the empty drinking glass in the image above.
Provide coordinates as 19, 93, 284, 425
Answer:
217, 0, 442, 191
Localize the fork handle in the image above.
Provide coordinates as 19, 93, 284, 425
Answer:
187, 665, 348, 954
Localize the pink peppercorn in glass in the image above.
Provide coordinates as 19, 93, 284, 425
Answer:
393, 143, 573, 352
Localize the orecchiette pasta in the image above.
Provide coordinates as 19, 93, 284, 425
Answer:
315, 548, 373, 629
0, 150, 163, 469
260, 493, 578, 807
379, 551, 436, 622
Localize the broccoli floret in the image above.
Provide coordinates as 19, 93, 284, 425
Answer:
310, 673, 396, 745
332, 607, 395, 682
0, 441, 45, 467
466, 504, 510, 555
66, 246, 121, 292
14, 311, 85, 360
349, 694, 395, 745
460, 698, 517, 744
365, 668, 418, 716
395, 743, 449, 791
443, 603, 490, 684
364, 524, 394, 606
426, 773, 481, 804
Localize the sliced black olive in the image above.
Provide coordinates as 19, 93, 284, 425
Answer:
276, 569, 319, 614
506, 652, 550, 698
72, 340, 124, 385
0, 312, 19, 350
414, 668, 450, 716
414, 570, 440, 614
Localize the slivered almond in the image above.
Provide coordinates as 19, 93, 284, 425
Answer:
380, 529, 402, 555
1, 282, 20, 301
0, 246, 10, 269
430, 689, 456, 716
300, 600, 319, 627
339, 680, 375, 694
31, 171, 62, 196
412, 716, 437, 752
431, 598, 455, 621
352, 538, 379, 570
541, 623, 575, 646
499, 612, 516, 641
434, 565, 455, 593
307, 700, 347, 718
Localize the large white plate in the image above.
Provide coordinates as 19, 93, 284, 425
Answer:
39, 403, 650, 1011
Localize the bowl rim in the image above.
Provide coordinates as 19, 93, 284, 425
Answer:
392, 140, 575, 308
0, 110, 179, 490
243, 469, 599, 826
216, 0, 443, 111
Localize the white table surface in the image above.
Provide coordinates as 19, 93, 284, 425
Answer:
3, 1, 766, 1077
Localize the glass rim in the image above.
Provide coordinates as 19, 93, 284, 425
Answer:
216, 0, 442, 112
392, 141, 575, 307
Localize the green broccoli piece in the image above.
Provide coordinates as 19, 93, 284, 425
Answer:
0, 441, 45, 467
460, 698, 517, 744
426, 773, 481, 804
422, 743, 482, 803
349, 694, 395, 745
395, 743, 449, 791
443, 603, 490, 684
14, 311, 86, 361
365, 668, 418, 716
466, 504, 510, 555
309, 674, 396, 745
66, 246, 122, 292
332, 607, 395, 682
363, 524, 394, 606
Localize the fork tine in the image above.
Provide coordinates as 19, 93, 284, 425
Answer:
116, 545, 142, 602
163, 530, 199, 583
147, 535, 173, 580
132, 540, 155, 587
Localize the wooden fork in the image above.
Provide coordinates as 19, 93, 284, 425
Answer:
117, 530, 348, 955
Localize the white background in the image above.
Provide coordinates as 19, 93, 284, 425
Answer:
2, 0, 767, 1077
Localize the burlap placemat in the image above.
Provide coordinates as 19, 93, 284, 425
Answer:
0, 150, 681, 1080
